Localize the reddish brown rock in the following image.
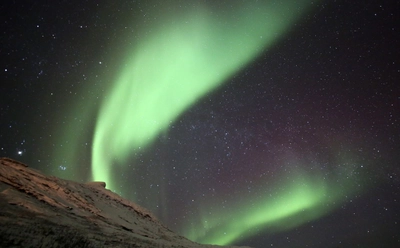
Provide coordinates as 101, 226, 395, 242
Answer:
0, 157, 251, 248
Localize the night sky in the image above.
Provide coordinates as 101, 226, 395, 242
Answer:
1, 1, 399, 247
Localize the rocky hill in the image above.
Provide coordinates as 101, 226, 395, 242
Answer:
0, 157, 250, 248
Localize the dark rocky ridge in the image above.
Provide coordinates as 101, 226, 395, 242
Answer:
0, 157, 251, 248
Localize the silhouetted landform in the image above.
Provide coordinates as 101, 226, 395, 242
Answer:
0, 157, 251, 248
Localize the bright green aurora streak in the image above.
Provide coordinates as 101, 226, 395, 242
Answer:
88, 0, 365, 246
92, 0, 316, 191
184, 162, 365, 245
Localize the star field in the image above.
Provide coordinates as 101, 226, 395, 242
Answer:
1, 1, 399, 247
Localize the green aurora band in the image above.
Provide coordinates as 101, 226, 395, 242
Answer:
92, 0, 317, 191
184, 161, 365, 245
44, 0, 370, 245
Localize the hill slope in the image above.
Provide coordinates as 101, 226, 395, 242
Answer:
0, 157, 250, 248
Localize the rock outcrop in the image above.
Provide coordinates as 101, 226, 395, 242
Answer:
0, 157, 250, 248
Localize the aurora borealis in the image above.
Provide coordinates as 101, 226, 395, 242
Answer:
2, 0, 400, 247
92, 0, 316, 196
90, 1, 363, 244
185, 163, 365, 245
